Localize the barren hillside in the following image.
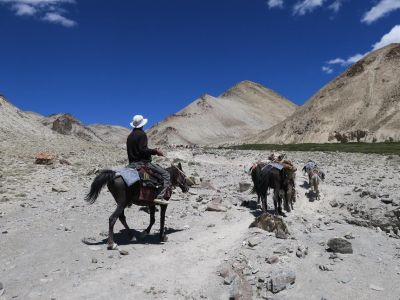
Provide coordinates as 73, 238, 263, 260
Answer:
147, 81, 297, 146
249, 43, 400, 144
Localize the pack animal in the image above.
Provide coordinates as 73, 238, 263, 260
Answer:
85, 163, 189, 249
250, 162, 295, 216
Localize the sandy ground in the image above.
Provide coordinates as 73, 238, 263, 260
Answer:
1, 146, 400, 299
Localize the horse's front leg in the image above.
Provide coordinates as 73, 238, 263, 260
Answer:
159, 205, 168, 242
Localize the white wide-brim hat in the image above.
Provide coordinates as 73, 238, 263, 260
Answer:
130, 115, 148, 128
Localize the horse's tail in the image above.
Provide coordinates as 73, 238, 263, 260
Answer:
85, 170, 116, 204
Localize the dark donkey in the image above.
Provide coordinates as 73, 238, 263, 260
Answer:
250, 162, 293, 216
85, 163, 189, 249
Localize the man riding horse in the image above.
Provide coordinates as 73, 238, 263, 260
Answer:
127, 115, 171, 205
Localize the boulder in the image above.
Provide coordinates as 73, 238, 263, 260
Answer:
35, 152, 56, 165
266, 269, 296, 293
206, 198, 227, 212
327, 237, 353, 254
250, 214, 289, 239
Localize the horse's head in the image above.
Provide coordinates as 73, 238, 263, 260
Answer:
169, 162, 190, 193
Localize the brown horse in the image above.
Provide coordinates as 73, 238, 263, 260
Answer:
85, 163, 189, 249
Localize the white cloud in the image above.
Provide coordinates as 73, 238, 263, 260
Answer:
322, 66, 333, 74
12, 3, 36, 15
323, 24, 400, 72
293, 0, 326, 16
328, 53, 366, 66
362, 0, 400, 24
267, 0, 284, 9
328, 0, 342, 13
42, 11, 75, 27
372, 24, 400, 50
0, 0, 76, 27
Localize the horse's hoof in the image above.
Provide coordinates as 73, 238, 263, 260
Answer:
160, 235, 168, 243
107, 243, 118, 250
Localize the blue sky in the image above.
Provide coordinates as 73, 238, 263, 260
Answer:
0, 0, 400, 128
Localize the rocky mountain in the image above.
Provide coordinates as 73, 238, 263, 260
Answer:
0, 96, 129, 148
0, 95, 55, 141
147, 81, 297, 146
88, 124, 131, 146
249, 44, 400, 144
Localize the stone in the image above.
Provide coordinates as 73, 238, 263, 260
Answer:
344, 232, 355, 240
91, 258, 98, 263
119, 249, 129, 255
59, 158, 71, 165
381, 199, 393, 204
266, 269, 296, 293
206, 199, 227, 212
327, 238, 353, 254
266, 256, 279, 264
86, 168, 100, 176
329, 199, 339, 208
369, 284, 384, 291
296, 245, 308, 258
359, 191, 371, 198
248, 237, 261, 248
319, 265, 333, 271
35, 152, 56, 165
52, 184, 68, 193
239, 182, 251, 193
250, 214, 289, 239
200, 180, 217, 190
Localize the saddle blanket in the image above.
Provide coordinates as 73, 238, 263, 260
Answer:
114, 167, 140, 187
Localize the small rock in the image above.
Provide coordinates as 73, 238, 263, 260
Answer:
119, 250, 129, 255
319, 265, 333, 271
369, 284, 384, 291
266, 269, 296, 293
296, 245, 308, 258
381, 199, 393, 204
344, 232, 355, 240
86, 168, 100, 176
59, 158, 71, 165
359, 191, 371, 198
35, 152, 56, 165
327, 238, 353, 254
329, 199, 339, 208
248, 237, 261, 248
266, 256, 279, 264
206, 198, 227, 212
52, 185, 68, 193
91, 258, 98, 263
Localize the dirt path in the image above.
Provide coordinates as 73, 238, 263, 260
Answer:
1, 148, 400, 299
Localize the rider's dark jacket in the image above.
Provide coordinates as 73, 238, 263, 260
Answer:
127, 128, 158, 163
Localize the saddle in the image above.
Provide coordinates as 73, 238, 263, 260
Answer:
124, 163, 163, 204
137, 166, 163, 202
